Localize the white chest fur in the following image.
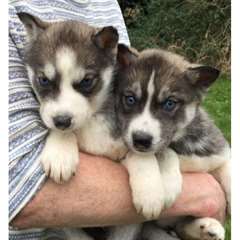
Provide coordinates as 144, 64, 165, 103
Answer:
75, 115, 127, 161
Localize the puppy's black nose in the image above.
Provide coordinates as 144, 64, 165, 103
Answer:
53, 115, 72, 130
132, 131, 153, 151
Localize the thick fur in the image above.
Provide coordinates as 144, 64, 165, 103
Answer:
109, 46, 230, 240
20, 13, 181, 239
19, 13, 122, 184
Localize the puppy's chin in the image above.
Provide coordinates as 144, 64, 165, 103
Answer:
131, 148, 156, 156
123, 138, 156, 156
48, 124, 75, 133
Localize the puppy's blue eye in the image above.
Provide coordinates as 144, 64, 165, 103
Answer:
39, 77, 50, 87
80, 77, 93, 89
125, 95, 136, 106
162, 99, 177, 111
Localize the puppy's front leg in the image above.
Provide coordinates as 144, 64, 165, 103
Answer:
211, 160, 231, 214
157, 148, 182, 209
41, 130, 79, 183
179, 145, 231, 215
122, 153, 164, 220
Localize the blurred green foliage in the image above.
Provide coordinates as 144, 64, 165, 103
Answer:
203, 75, 231, 142
118, 0, 231, 72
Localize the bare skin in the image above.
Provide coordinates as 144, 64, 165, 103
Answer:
11, 152, 226, 229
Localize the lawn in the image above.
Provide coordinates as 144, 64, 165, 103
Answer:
203, 75, 231, 143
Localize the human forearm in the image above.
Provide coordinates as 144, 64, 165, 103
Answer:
11, 153, 226, 229
11, 152, 139, 228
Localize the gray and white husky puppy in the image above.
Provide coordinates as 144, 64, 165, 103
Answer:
108, 44, 231, 240
19, 12, 126, 181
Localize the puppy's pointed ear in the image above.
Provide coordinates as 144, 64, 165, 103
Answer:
93, 26, 119, 51
18, 13, 50, 40
185, 66, 220, 89
117, 44, 138, 68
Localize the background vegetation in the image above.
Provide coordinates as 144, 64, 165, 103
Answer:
118, 0, 231, 239
118, 0, 230, 71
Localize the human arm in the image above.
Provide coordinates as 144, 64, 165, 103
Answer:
11, 152, 226, 229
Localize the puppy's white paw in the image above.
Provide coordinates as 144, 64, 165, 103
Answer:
193, 218, 225, 240
41, 131, 79, 183
163, 175, 182, 209
159, 148, 182, 209
131, 182, 164, 220
123, 153, 164, 220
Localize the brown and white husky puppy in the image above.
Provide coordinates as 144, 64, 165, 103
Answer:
108, 44, 231, 240
19, 12, 125, 181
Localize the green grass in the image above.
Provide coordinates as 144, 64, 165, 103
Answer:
203, 75, 231, 143
225, 218, 231, 240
